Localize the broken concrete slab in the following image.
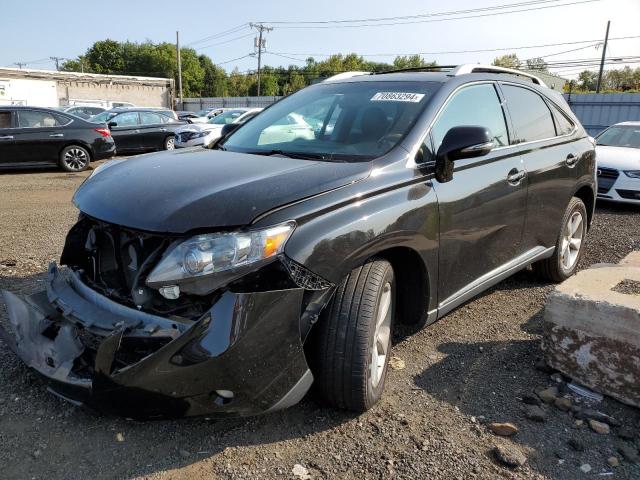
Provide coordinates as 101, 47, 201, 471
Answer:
542, 254, 640, 408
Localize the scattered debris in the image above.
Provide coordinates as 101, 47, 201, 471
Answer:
567, 382, 604, 403
554, 397, 572, 412
618, 444, 640, 463
488, 422, 518, 437
588, 419, 610, 435
579, 463, 592, 473
115, 432, 125, 442
292, 463, 312, 479
492, 444, 526, 468
536, 386, 559, 404
607, 456, 619, 467
523, 405, 547, 423
389, 356, 405, 370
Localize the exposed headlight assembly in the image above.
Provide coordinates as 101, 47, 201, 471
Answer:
193, 130, 212, 138
624, 170, 640, 179
146, 222, 295, 287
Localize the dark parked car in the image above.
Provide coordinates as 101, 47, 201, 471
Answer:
0, 105, 115, 171
1, 65, 596, 419
90, 108, 185, 152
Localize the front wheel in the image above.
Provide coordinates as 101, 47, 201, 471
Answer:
533, 196, 587, 282
59, 145, 90, 172
311, 258, 395, 412
163, 135, 175, 150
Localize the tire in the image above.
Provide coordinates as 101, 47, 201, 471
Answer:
533, 196, 587, 282
59, 145, 90, 172
311, 258, 395, 412
163, 135, 175, 151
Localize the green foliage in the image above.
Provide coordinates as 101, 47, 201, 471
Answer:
525, 57, 548, 73
569, 67, 640, 92
492, 53, 521, 69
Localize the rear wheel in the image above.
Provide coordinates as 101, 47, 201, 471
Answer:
533, 196, 587, 282
311, 258, 395, 412
59, 145, 90, 172
163, 135, 175, 150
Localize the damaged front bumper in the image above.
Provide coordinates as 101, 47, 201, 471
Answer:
0, 263, 313, 419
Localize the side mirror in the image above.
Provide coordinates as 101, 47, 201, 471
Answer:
220, 123, 240, 137
107, 121, 117, 128
435, 126, 494, 183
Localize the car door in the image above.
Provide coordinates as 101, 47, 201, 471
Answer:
139, 111, 169, 150
430, 82, 528, 309
498, 83, 580, 251
14, 109, 67, 163
108, 111, 141, 152
0, 109, 18, 164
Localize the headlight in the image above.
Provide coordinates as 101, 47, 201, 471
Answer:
624, 170, 640, 179
146, 221, 295, 285
193, 131, 211, 138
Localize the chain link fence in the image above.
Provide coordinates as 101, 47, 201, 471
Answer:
180, 96, 282, 111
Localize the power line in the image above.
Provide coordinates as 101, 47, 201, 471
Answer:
215, 54, 255, 66
262, 0, 600, 29
184, 23, 251, 47
267, 35, 640, 59
196, 33, 255, 51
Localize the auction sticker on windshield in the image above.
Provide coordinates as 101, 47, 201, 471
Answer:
371, 92, 425, 102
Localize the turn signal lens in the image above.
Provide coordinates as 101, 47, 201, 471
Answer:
623, 170, 640, 179
94, 127, 111, 138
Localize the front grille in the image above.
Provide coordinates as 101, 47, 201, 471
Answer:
597, 167, 619, 194
616, 189, 640, 200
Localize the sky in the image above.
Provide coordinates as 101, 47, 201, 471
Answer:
2, 0, 640, 79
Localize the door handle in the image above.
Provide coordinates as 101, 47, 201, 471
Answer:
0, 135, 14, 140
160, 128, 167, 132
507, 168, 526, 185
566, 153, 579, 167
134, 129, 141, 133
49, 133, 64, 138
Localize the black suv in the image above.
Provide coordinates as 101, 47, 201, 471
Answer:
0, 106, 115, 171
1, 65, 595, 419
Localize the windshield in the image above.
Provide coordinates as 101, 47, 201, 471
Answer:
196, 109, 211, 116
222, 80, 437, 161
90, 111, 118, 123
596, 125, 640, 149
209, 110, 246, 125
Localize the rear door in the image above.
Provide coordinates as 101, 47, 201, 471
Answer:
14, 109, 66, 163
138, 111, 169, 150
108, 111, 141, 151
499, 83, 579, 250
0, 109, 18, 164
431, 82, 528, 309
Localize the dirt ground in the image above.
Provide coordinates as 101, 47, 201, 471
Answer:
0, 162, 639, 480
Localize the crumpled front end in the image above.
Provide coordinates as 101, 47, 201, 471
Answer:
0, 259, 324, 419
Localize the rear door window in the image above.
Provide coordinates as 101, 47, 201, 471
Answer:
432, 83, 510, 150
140, 112, 165, 125
17, 110, 61, 128
501, 85, 556, 143
114, 112, 140, 127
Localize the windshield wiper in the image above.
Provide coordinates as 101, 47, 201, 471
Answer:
256, 149, 328, 160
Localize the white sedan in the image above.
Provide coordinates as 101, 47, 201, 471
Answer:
596, 121, 640, 205
174, 109, 262, 148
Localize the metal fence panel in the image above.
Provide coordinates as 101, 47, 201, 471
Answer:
181, 96, 282, 111
564, 93, 640, 136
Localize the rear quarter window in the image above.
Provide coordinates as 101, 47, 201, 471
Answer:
0, 111, 11, 128
501, 84, 556, 144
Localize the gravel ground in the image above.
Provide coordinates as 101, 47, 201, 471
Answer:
0, 163, 639, 480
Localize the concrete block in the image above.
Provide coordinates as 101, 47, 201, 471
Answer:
543, 256, 640, 408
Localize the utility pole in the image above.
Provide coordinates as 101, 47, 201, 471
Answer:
13, 62, 26, 69
50, 56, 66, 71
250, 23, 273, 96
596, 20, 610, 93
176, 31, 183, 108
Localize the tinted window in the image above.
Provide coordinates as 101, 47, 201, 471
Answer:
114, 112, 139, 126
0, 111, 11, 128
432, 83, 509, 149
502, 85, 556, 143
18, 110, 61, 128
551, 104, 575, 136
140, 112, 164, 125
54, 113, 72, 126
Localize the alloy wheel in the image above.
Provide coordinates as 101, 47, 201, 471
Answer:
165, 137, 175, 150
561, 211, 584, 270
63, 148, 89, 171
370, 282, 392, 389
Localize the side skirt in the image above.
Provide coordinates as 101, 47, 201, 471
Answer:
436, 246, 555, 319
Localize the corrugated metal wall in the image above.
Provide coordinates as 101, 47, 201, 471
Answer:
564, 93, 640, 136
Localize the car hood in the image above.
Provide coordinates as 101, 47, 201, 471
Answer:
176, 123, 222, 133
74, 149, 371, 233
596, 145, 640, 170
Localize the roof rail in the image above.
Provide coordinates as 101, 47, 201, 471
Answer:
373, 65, 458, 75
323, 71, 371, 82
451, 64, 546, 86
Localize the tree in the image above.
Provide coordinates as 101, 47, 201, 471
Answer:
525, 57, 548, 73
393, 55, 436, 70
199, 55, 228, 97
577, 70, 597, 90
492, 53, 521, 69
